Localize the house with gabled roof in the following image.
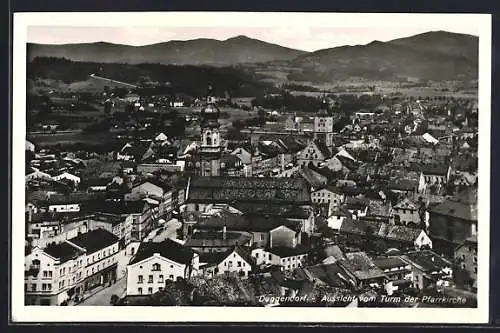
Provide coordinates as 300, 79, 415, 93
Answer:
401, 249, 453, 290
126, 239, 200, 297
339, 252, 388, 288
391, 198, 421, 227
297, 139, 332, 167
200, 246, 254, 278
311, 185, 345, 215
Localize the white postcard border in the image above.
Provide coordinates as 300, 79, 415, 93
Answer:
11, 12, 492, 323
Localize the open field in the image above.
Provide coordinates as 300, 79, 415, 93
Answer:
28, 131, 119, 146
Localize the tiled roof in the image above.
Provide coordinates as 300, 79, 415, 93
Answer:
388, 178, 418, 192
68, 228, 119, 254
44, 242, 85, 263
428, 188, 477, 222
313, 139, 332, 159
200, 246, 255, 266
341, 252, 387, 281
231, 203, 312, 219
188, 176, 311, 204
185, 231, 252, 248
411, 163, 449, 176
339, 219, 382, 236
379, 225, 423, 243
305, 263, 355, 289
195, 212, 302, 233
402, 250, 451, 273
393, 198, 417, 210
372, 256, 408, 271
129, 239, 196, 265
300, 166, 327, 190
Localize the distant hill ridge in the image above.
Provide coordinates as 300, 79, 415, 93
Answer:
28, 35, 307, 66
28, 31, 479, 82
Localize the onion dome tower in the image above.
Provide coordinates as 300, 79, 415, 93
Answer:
313, 95, 334, 149
197, 84, 222, 176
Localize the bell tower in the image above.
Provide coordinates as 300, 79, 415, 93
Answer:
313, 96, 334, 149
197, 84, 222, 176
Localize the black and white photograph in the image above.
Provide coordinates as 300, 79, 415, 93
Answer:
11, 12, 491, 323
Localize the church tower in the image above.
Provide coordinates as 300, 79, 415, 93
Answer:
313, 96, 334, 149
197, 84, 222, 177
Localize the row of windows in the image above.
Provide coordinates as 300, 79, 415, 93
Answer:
87, 257, 115, 276
283, 263, 302, 270
313, 198, 338, 204
138, 274, 172, 284
87, 246, 119, 265
460, 254, 478, 263
223, 260, 246, 268
26, 283, 52, 292
42, 270, 53, 278
280, 255, 306, 263
394, 208, 416, 215
137, 287, 160, 295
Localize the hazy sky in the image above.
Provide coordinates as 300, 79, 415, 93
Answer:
27, 17, 481, 52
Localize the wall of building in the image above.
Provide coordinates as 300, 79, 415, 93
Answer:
392, 207, 420, 226
216, 251, 252, 277
269, 226, 297, 248
429, 213, 475, 256
455, 243, 477, 288
126, 255, 190, 296
48, 204, 80, 213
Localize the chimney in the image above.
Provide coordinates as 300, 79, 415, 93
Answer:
222, 225, 227, 240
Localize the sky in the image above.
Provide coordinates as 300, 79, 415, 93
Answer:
26, 14, 481, 52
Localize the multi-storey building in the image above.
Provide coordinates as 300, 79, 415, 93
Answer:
126, 239, 200, 297
24, 228, 120, 305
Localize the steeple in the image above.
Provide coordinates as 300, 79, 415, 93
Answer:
313, 92, 334, 149
198, 83, 222, 177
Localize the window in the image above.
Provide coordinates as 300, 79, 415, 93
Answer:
148, 275, 153, 283
138, 275, 143, 284
42, 283, 47, 291
169, 275, 174, 280
255, 253, 259, 258
260, 234, 264, 241
237, 261, 242, 267
152, 263, 161, 271
148, 287, 153, 294
268, 254, 272, 260
138, 287, 143, 295
474, 256, 477, 263
43, 271, 48, 278
474, 267, 477, 273
159, 275, 164, 283
32, 284, 36, 291
159, 287, 163, 292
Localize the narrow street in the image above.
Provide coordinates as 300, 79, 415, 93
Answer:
144, 218, 182, 242
78, 278, 127, 306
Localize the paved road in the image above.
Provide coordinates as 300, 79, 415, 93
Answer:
79, 278, 127, 306
144, 219, 182, 242
152, 219, 182, 242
